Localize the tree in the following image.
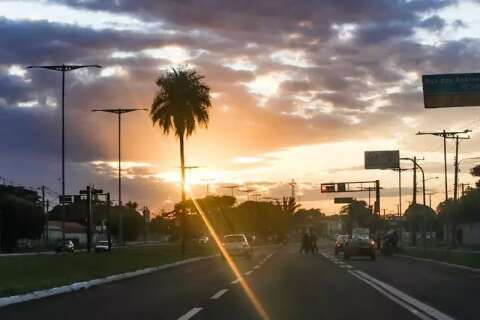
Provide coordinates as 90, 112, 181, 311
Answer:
340, 200, 375, 234
0, 194, 44, 252
278, 197, 301, 216
405, 203, 436, 246
150, 67, 212, 253
470, 165, 480, 188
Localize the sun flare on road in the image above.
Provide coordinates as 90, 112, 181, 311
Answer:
188, 191, 270, 320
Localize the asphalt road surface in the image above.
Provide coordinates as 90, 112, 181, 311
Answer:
1, 241, 478, 320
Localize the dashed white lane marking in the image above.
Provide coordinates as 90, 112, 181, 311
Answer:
210, 289, 229, 300
244, 270, 253, 276
230, 278, 240, 285
349, 270, 455, 320
177, 307, 203, 320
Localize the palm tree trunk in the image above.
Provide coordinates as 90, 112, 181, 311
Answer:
180, 133, 187, 254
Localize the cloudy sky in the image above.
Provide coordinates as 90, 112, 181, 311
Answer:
1, 0, 480, 214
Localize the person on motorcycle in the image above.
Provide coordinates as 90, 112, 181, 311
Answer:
300, 231, 310, 253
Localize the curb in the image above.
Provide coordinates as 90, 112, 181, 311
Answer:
0, 255, 216, 309
397, 254, 480, 273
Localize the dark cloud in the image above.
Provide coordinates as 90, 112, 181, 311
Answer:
419, 15, 446, 31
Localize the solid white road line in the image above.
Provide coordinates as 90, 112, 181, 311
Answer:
397, 254, 480, 274
244, 270, 253, 276
350, 270, 455, 320
230, 278, 240, 285
177, 307, 203, 320
348, 271, 430, 320
210, 289, 229, 300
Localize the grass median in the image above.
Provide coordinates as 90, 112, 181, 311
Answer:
0, 244, 214, 298
400, 246, 480, 269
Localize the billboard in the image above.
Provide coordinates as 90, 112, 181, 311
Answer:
334, 197, 353, 204
423, 73, 480, 108
364, 150, 399, 170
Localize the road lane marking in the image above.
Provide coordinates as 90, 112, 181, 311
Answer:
350, 270, 454, 320
244, 270, 253, 275
210, 289, 229, 300
177, 307, 203, 320
348, 271, 429, 320
230, 278, 240, 285
254, 265, 260, 269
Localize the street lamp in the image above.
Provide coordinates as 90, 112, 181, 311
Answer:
27, 64, 102, 242
92, 108, 147, 245
401, 157, 426, 205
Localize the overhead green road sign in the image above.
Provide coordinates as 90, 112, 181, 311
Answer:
423, 73, 480, 108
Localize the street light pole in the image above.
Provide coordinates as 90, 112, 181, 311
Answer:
28, 64, 101, 242
401, 157, 425, 205
92, 108, 147, 245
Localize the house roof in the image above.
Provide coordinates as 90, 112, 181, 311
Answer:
48, 220, 86, 233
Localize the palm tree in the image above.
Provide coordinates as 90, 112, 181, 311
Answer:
150, 67, 212, 253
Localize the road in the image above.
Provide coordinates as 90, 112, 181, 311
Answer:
1, 241, 478, 320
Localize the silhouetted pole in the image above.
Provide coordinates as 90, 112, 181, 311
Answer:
413, 156, 417, 204
92, 108, 147, 245
288, 179, 297, 200
222, 185, 239, 197
86, 185, 92, 253
28, 64, 101, 242
106, 193, 112, 251
401, 157, 424, 205
453, 136, 470, 200
392, 167, 410, 216
417, 129, 471, 202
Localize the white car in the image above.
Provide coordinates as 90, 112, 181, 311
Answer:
94, 240, 111, 252
222, 234, 252, 259
198, 236, 209, 244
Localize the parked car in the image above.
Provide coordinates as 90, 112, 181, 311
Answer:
198, 236, 209, 245
55, 240, 74, 253
222, 234, 252, 259
344, 234, 376, 260
334, 235, 349, 255
94, 240, 111, 252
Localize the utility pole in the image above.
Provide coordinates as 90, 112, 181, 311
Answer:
392, 167, 410, 216
41, 185, 46, 243
413, 156, 417, 204
425, 192, 436, 208
417, 129, 471, 201
288, 179, 297, 200
28, 64, 102, 243
45, 200, 50, 245
202, 178, 214, 196
222, 185, 239, 197
453, 135, 470, 200
106, 193, 112, 251
401, 157, 425, 205
239, 188, 255, 201
92, 107, 147, 245
86, 185, 92, 253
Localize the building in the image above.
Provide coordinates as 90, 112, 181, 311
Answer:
45, 220, 99, 246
